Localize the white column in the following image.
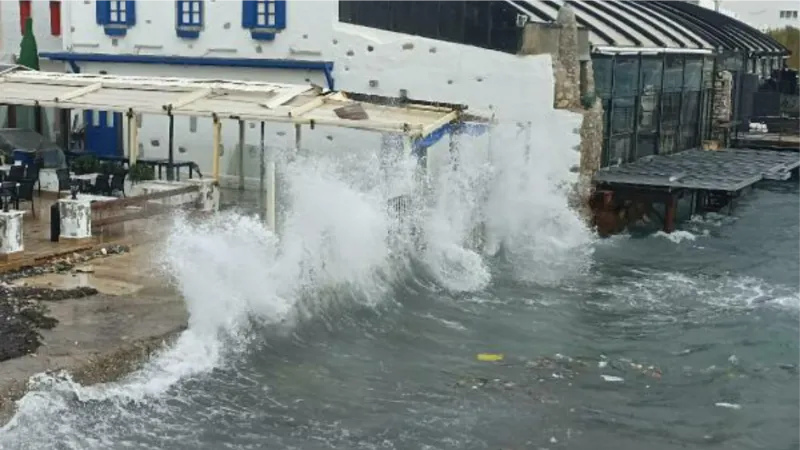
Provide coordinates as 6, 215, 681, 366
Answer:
0, 210, 24, 259
238, 120, 246, 191
59, 198, 92, 240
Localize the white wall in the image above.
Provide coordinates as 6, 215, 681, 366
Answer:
60, 1, 578, 190
0, 0, 63, 70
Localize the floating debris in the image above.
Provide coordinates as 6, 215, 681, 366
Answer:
601, 375, 624, 383
0, 244, 130, 283
477, 353, 504, 362
714, 402, 742, 410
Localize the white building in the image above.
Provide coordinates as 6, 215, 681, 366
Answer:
0, 1, 788, 188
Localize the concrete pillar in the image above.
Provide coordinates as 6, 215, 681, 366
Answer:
59, 198, 92, 240
0, 210, 24, 261
187, 178, 220, 212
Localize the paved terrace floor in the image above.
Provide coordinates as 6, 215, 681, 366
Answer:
593, 148, 800, 192
0, 193, 171, 272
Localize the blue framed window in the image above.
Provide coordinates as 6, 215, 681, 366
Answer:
242, 0, 285, 41
176, 0, 203, 38
96, 0, 136, 37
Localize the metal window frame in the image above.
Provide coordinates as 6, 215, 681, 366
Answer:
255, 0, 277, 27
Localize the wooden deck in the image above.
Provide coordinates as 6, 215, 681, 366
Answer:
0, 193, 170, 273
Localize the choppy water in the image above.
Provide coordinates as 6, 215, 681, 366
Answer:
0, 129, 797, 449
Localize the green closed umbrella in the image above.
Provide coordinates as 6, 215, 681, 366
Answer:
18, 17, 40, 71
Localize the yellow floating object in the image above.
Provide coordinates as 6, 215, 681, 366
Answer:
477, 353, 504, 362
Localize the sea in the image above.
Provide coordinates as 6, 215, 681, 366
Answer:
0, 126, 797, 450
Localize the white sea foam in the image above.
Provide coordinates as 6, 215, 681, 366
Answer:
0, 120, 593, 447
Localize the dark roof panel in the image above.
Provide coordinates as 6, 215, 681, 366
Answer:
516, 0, 790, 55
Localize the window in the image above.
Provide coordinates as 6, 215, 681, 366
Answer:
109, 1, 126, 24
49, 1, 61, 36
255, 1, 276, 27
19, 1, 31, 35
176, 0, 203, 38
241, 0, 286, 41
96, 0, 136, 36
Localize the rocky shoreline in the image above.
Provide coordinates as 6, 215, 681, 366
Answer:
0, 245, 131, 363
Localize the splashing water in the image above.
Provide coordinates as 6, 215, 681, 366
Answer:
0, 120, 596, 448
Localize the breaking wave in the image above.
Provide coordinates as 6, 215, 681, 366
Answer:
0, 122, 595, 448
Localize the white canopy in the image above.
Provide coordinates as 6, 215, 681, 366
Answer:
0, 66, 465, 138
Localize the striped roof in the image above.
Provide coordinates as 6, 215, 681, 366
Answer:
511, 0, 789, 55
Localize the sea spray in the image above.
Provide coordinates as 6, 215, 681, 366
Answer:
0, 118, 596, 448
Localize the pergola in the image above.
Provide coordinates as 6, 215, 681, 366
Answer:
0, 65, 487, 229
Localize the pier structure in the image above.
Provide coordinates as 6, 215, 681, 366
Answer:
591, 148, 800, 235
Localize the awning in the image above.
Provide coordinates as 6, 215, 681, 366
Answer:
0, 67, 474, 138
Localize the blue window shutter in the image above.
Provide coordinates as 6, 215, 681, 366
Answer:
242, 0, 256, 28
96, 1, 110, 25
274, 0, 286, 30
126, 0, 136, 26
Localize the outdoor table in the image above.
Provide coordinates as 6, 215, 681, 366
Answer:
138, 158, 198, 181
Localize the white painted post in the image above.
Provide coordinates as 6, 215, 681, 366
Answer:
187, 179, 220, 212
59, 198, 92, 240
259, 121, 266, 223
0, 210, 24, 260
238, 120, 245, 191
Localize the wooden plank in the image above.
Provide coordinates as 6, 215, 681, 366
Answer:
92, 203, 192, 228
287, 97, 325, 118
166, 87, 213, 110
91, 185, 199, 212
260, 85, 311, 109
420, 110, 458, 138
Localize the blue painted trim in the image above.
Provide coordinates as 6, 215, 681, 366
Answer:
176, 28, 200, 39
103, 26, 128, 37
39, 52, 336, 90
250, 31, 276, 41
323, 66, 334, 90
413, 122, 489, 151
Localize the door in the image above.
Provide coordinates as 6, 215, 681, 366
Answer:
84, 110, 122, 157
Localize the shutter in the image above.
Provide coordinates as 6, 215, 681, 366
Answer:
126, 0, 136, 26
50, 1, 62, 36
19, 1, 32, 34
274, 0, 286, 30
96, 0, 110, 25
242, 0, 256, 28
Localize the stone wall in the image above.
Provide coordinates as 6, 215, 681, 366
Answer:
711, 70, 733, 144
543, 4, 604, 218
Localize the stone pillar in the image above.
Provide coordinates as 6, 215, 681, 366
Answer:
711, 70, 733, 145
553, 5, 581, 110
187, 179, 220, 213
0, 210, 24, 261
59, 198, 92, 240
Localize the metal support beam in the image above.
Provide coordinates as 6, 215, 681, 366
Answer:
212, 114, 221, 181
656, 52, 667, 155
663, 195, 677, 233
604, 54, 617, 167
238, 119, 245, 191
266, 127, 277, 232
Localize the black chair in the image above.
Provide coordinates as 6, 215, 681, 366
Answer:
7, 165, 24, 182
24, 164, 40, 196
56, 168, 71, 194
14, 181, 35, 217
0, 181, 16, 211
92, 174, 111, 196
110, 171, 127, 197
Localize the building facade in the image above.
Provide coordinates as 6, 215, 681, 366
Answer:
0, 1, 790, 186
